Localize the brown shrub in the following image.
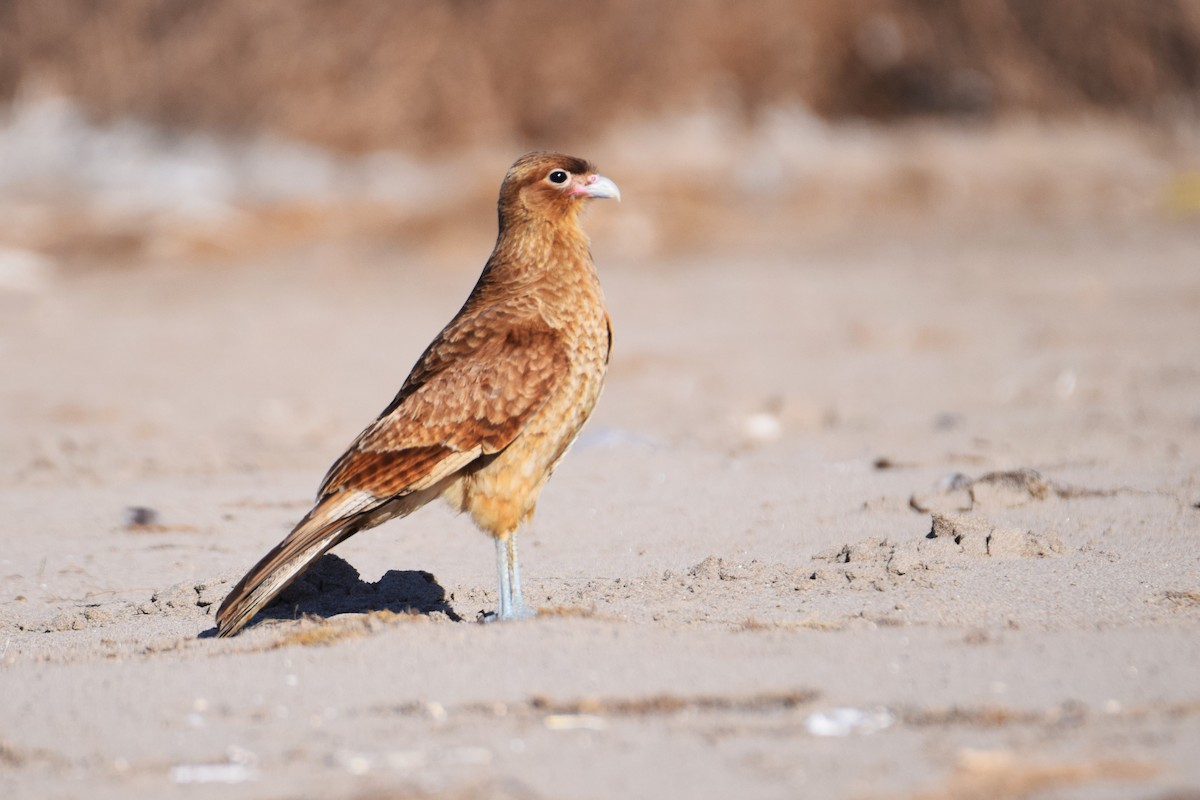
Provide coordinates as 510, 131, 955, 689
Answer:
0, 0, 1197, 152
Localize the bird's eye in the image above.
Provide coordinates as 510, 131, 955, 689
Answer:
547, 169, 569, 185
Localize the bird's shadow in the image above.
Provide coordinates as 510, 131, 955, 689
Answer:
200, 554, 462, 638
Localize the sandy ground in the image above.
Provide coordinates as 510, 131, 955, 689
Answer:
2, 184, 1200, 798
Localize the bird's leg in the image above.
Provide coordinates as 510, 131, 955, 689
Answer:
490, 531, 534, 621
505, 531, 533, 619
495, 534, 513, 620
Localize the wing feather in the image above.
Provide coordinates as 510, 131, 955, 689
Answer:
318, 318, 569, 500
216, 313, 570, 636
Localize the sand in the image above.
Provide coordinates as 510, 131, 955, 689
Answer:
2, 159, 1200, 798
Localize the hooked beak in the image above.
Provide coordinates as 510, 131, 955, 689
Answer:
570, 173, 621, 202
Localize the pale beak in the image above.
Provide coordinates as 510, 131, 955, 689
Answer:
571, 173, 621, 201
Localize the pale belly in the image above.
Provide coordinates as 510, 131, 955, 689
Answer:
451, 340, 608, 538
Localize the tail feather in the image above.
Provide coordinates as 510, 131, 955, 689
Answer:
216, 479, 458, 637
215, 494, 373, 637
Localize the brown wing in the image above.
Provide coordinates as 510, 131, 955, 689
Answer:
215, 317, 570, 637
318, 316, 570, 502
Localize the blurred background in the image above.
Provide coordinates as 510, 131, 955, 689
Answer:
1, 0, 1199, 485
5, 7, 1200, 797
0, 0, 1197, 270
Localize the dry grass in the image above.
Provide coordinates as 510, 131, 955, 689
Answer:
526, 689, 818, 717
372, 688, 820, 721
531, 604, 605, 620
123, 523, 203, 535
900, 704, 1051, 728
737, 616, 850, 632
908, 750, 1159, 800
1165, 590, 1200, 609
1, 0, 1197, 154
266, 609, 417, 649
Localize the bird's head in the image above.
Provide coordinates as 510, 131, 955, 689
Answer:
497, 152, 620, 229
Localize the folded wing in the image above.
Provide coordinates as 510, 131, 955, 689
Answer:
215, 318, 568, 636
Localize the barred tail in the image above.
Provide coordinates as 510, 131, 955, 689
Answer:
215, 495, 369, 637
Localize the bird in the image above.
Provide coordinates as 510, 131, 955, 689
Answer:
214, 152, 619, 637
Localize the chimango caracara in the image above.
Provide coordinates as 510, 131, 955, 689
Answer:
215, 153, 619, 637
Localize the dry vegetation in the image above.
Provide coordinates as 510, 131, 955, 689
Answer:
0, 1, 1196, 270
0, 0, 1197, 153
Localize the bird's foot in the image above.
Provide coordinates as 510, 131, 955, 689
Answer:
479, 604, 537, 623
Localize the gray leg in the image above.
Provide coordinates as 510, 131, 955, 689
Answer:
506, 532, 533, 619
491, 531, 535, 621
495, 535, 512, 619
